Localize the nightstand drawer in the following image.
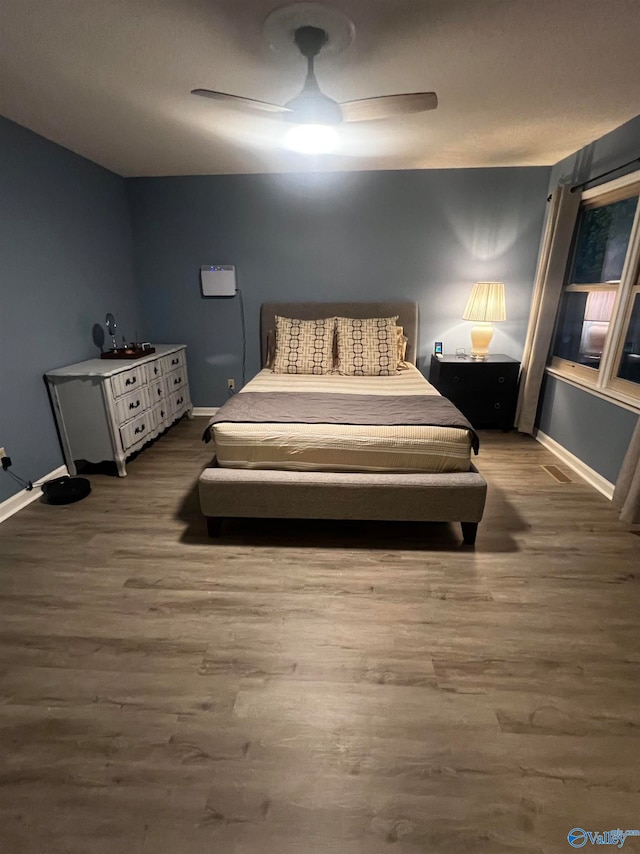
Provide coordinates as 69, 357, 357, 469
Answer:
462, 398, 515, 421
429, 354, 520, 429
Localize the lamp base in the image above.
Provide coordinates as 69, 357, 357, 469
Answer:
469, 323, 494, 360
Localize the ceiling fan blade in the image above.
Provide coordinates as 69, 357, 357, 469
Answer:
191, 89, 290, 115
340, 92, 438, 123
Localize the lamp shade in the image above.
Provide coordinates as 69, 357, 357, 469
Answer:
462, 282, 506, 322
584, 290, 615, 322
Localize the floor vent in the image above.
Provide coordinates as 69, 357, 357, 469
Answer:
542, 464, 573, 483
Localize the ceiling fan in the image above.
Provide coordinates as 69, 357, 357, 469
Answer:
191, 23, 437, 151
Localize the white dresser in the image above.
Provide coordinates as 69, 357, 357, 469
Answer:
46, 345, 192, 476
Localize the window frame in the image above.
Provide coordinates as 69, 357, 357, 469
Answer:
548, 170, 640, 410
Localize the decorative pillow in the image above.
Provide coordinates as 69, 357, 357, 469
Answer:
395, 325, 410, 371
395, 326, 408, 361
336, 316, 399, 376
265, 329, 275, 368
272, 316, 335, 374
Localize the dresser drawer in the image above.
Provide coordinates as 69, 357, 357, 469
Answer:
161, 351, 184, 375
165, 367, 187, 395
119, 411, 151, 451
115, 386, 150, 425
151, 401, 171, 430
168, 388, 188, 417
147, 358, 164, 381
149, 378, 166, 405
111, 365, 148, 398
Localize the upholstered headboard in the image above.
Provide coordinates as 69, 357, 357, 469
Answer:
260, 302, 419, 368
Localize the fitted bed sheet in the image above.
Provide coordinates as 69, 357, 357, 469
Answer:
211, 366, 473, 473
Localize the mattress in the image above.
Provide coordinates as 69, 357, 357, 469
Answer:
211, 366, 473, 474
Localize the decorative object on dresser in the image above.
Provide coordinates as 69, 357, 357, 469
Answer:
100, 312, 156, 359
462, 281, 507, 360
100, 345, 156, 360
45, 346, 192, 477
429, 354, 520, 430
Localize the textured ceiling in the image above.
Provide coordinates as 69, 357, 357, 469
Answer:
2, 0, 640, 176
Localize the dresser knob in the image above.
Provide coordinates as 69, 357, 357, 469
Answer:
494, 402, 502, 409
452, 376, 460, 383
498, 376, 505, 383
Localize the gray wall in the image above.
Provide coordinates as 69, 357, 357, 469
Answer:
537, 114, 640, 483
0, 116, 140, 503
127, 167, 549, 407
538, 375, 638, 483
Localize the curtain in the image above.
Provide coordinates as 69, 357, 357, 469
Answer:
613, 418, 640, 525
515, 184, 582, 434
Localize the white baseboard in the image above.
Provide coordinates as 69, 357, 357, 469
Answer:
534, 430, 615, 500
192, 407, 219, 416
0, 464, 69, 525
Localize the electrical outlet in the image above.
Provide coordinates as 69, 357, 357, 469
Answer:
227, 378, 235, 390
0, 448, 6, 460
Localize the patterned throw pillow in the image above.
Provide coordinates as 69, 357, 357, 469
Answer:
336, 316, 399, 376
272, 316, 335, 374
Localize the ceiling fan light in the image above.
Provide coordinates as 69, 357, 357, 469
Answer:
284, 124, 339, 154
284, 91, 343, 125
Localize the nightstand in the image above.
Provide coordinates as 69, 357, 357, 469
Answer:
429, 354, 520, 430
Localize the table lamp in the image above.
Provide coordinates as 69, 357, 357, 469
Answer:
462, 281, 506, 360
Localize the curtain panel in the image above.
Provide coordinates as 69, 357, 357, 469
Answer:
515, 184, 582, 434
613, 418, 640, 525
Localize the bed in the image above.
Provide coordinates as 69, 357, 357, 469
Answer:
198, 302, 487, 544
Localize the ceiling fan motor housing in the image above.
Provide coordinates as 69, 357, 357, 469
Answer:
285, 25, 343, 124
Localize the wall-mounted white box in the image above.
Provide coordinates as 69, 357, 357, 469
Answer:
200, 265, 236, 297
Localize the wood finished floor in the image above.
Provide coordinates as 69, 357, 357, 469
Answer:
0, 417, 638, 854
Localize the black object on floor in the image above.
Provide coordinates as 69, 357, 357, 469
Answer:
41, 476, 91, 505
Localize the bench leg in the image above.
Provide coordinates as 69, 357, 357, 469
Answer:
206, 516, 223, 538
461, 522, 478, 546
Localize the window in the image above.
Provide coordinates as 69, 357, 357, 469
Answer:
550, 174, 640, 406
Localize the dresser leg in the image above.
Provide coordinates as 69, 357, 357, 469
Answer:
116, 459, 127, 477
186, 407, 194, 420
461, 522, 478, 545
